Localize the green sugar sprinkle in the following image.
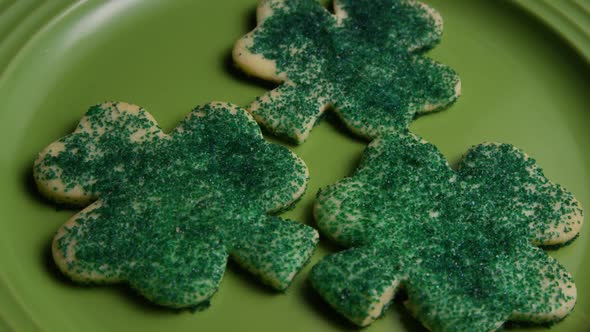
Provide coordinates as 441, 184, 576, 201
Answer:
238, 0, 460, 143
311, 132, 582, 331
35, 102, 318, 308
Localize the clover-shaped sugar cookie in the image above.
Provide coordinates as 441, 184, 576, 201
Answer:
311, 132, 583, 331
34, 101, 318, 308
233, 0, 461, 143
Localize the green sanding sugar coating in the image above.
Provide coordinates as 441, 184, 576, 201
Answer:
241, 0, 460, 142
34, 102, 318, 308
311, 132, 582, 331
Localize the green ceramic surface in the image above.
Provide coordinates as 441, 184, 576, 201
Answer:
0, 0, 588, 331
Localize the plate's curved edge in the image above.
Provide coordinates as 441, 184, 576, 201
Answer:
0, 273, 44, 332
0, 1, 90, 331
512, 0, 590, 62
0, 0, 84, 79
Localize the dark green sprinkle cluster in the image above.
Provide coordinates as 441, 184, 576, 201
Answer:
311, 132, 582, 331
34, 102, 318, 307
239, 0, 460, 143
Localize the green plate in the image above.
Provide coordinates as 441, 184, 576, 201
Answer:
0, 0, 588, 331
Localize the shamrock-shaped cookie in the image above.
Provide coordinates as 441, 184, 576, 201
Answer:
233, 0, 461, 143
34, 102, 318, 308
311, 132, 583, 331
